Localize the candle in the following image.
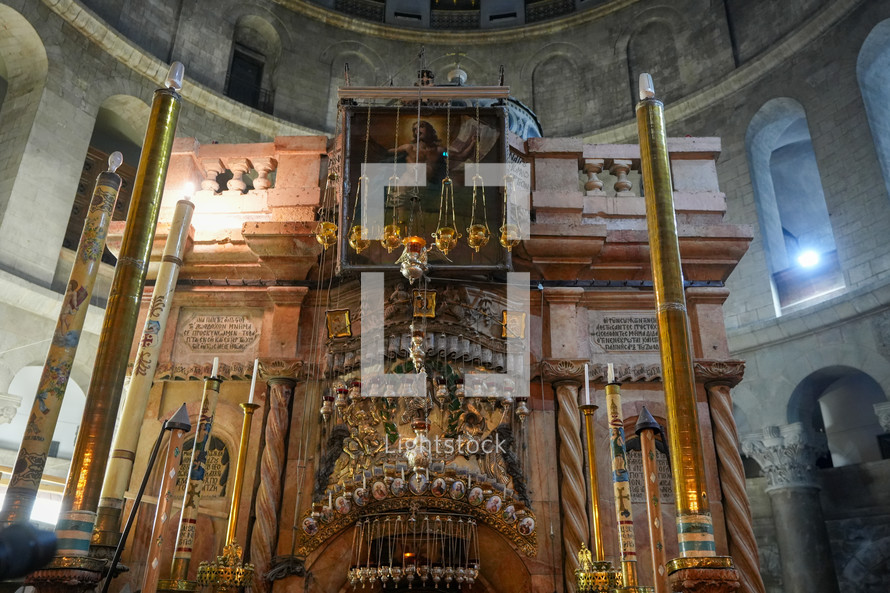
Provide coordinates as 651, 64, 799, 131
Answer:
211, 356, 219, 378
468, 474, 472, 488
426, 467, 429, 481
329, 491, 332, 508
608, 363, 615, 384
401, 468, 405, 481
584, 363, 591, 405
248, 358, 259, 404
363, 473, 367, 490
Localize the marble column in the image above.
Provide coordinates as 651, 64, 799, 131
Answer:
741, 423, 839, 593
250, 359, 302, 593
696, 360, 766, 593
543, 283, 589, 593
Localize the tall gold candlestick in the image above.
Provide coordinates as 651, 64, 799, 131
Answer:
635, 73, 736, 583
580, 404, 606, 561
162, 375, 223, 589
142, 409, 191, 593
0, 154, 122, 526
577, 363, 620, 593
635, 407, 669, 593
635, 73, 714, 556
95, 195, 195, 547
195, 401, 260, 592
226, 402, 260, 545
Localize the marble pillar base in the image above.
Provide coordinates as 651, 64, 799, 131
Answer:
26, 556, 105, 593
668, 565, 740, 593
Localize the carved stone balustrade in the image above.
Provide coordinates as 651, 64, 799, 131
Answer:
514, 137, 752, 283
106, 136, 327, 282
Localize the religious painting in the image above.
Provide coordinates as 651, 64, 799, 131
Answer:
502, 311, 526, 339
353, 486, 370, 506
450, 479, 466, 500
408, 471, 429, 495
335, 495, 351, 514
390, 476, 407, 496
518, 516, 535, 536
412, 289, 436, 318
340, 105, 508, 271
372, 480, 388, 500
326, 309, 352, 339
468, 486, 484, 506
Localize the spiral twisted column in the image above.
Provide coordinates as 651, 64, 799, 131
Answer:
543, 360, 588, 593
250, 360, 302, 593
696, 361, 765, 593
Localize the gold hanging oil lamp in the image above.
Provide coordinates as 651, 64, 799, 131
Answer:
432, 102, 460, 255
348, 105, 372, 254
381, 177, 404, 253
466, 104, 490, 252
467, 172, 490, 252
499, 173, 521, 251
432, 177, 459, 254
382, 104, 405, 253
314, 170, 339, 250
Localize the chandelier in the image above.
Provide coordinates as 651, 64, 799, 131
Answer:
348, 508, 480, 589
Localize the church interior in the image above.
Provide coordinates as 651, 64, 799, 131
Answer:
0, 2, 889, 593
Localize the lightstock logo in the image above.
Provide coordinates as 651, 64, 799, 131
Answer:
358, 161, 532, 401
383, 433, 508, 456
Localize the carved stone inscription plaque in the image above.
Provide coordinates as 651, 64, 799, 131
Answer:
174, 308, 262, 359
591, 312, 660, 352
626, 447, 674, 504
175, 435, 231, 498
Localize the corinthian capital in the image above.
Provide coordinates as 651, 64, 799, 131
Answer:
258, 358, 304, 382
874, 401, 890, 433
741, 423, 828, 490
540, 359, 587, 384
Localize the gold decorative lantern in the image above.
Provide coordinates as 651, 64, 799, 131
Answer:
432, 176, 460, 255
314, 171, 339, 250
467, 173, 490, 252
348, 222, 370, 254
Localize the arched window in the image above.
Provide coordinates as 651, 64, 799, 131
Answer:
0, 365, 86, 526
746, 98, 844, 315
56, 95, 146, 299
225, 15, 282, 114
627, 20, 682, 113
857, 19, 890, 200
788, 366, 886, 467
532, 54, 582, 136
